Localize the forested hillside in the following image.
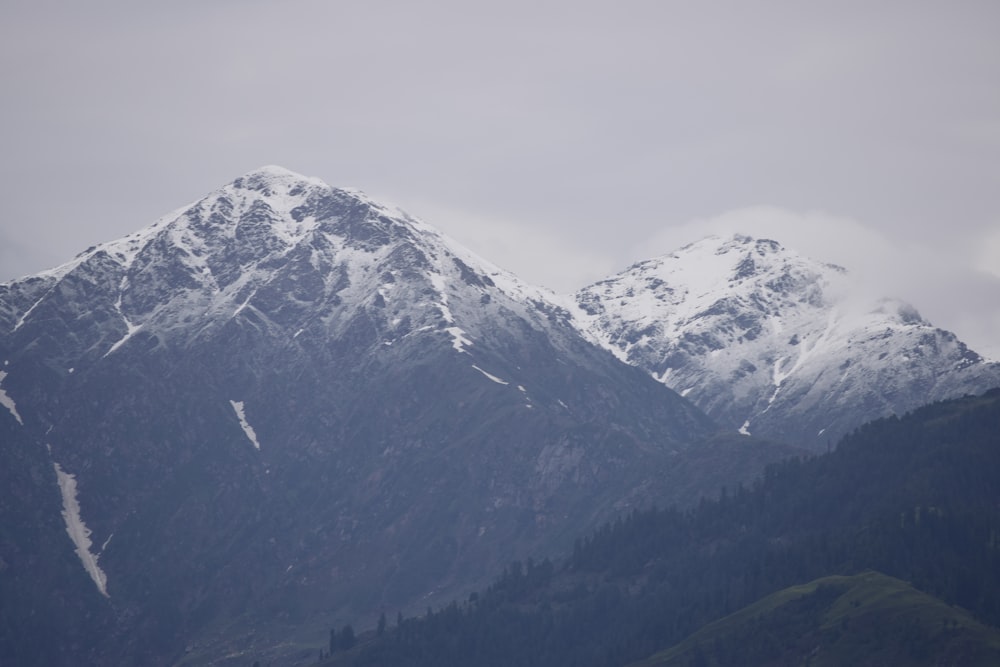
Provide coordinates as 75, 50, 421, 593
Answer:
319, 388, 1000, 667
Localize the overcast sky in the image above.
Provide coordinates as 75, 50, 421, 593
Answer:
2, 1, 998, 358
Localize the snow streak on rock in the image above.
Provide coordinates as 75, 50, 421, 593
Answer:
53, 461, 109, 597
445, 327, 473, 353
230, 400, 261, 450
104, 280, 142, 357
0, 369, 23, 425
472, 365, 509, 385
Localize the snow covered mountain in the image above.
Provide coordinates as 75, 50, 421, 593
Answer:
1, 167, 777, 666
574, 234, 1000, 448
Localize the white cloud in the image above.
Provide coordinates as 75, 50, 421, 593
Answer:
403, 201, 618, 293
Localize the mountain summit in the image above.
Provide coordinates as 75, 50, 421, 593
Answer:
0, 167, 734, 665
573, 234, 1000, 447
1, 165, 557, 357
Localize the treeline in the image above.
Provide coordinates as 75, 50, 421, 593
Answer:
325, 389, 1000, 667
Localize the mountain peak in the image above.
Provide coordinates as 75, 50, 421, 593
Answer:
1, 165, 565, 371
249, 164, 301, 177
575, 235, 1000, 446
674, 233, 794, 262
228, 164, 330, 196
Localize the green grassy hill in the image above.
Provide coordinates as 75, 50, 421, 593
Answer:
632, 570, 1000, 667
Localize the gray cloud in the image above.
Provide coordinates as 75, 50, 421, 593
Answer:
2, 1, 998, 355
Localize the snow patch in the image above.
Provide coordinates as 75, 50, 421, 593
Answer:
53, 461, 109, 597
444, 326, 473, 353
652, 369, 672, 383
760, 356, 787, 412
427, 272, 475, 352
771, 356, 789, 388
233, 291, 257, 318
0, 370, 23, 425
230, 400, 261, 450
472, 365, 508, 385
739, 420, 752, 436
15, 294, 47, 331
104, 282, 142, 357
104, 321, 141, 356
428, 273, 455, 323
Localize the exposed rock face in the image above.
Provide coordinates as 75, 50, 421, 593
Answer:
574, 234, 1000, 448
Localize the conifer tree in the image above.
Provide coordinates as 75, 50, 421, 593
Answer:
339, 624, 355, 651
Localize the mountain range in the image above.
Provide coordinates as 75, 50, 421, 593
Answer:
1, 166, 997, 665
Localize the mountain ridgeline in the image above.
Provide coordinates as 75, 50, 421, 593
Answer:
328, 389, 1000, 667
0, 167, 997, 665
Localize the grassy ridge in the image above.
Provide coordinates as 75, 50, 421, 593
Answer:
633, 570, 1000, 667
